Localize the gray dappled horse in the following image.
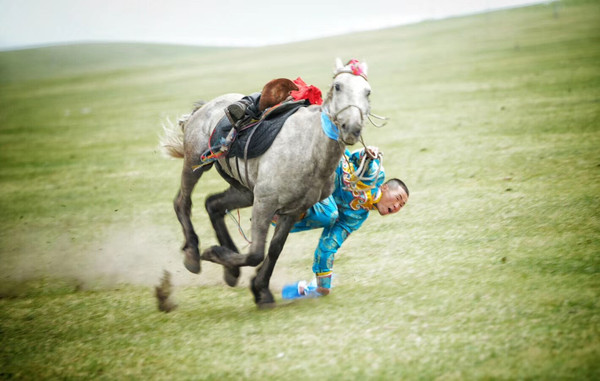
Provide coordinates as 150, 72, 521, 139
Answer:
162, 58, 372, 307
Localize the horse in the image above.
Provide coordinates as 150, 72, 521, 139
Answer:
161, 58, 372, 307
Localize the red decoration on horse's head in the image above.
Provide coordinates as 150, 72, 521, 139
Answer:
334, 58, 368, 80
347, 59, 365, 77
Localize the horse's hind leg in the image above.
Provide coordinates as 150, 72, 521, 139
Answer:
205, 185, 254, 286
251, 214, 297, 307
201, 198, 277, 297
174, 163, 206, 274
201, 200, 273, 269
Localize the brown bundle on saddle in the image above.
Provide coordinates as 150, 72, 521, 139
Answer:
258, 78, 299, 112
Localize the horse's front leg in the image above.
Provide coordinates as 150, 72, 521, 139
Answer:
251, 214, 297, 307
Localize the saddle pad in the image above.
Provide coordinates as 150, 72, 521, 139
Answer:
210, 100, 309, 159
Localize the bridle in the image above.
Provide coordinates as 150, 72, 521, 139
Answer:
329, 104, 366, 128
326, 70, 388, 134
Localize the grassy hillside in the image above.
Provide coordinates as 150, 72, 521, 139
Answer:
1, 0, 599, 379
0, 43, 232, 83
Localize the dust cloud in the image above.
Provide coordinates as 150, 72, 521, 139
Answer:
2, 220, 315, 296
83, 221, 314, 291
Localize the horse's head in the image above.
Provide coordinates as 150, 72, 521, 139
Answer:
325, 58, 371, 145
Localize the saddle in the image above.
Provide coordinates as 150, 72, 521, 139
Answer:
210, 96, 308, 159
194, 77, 322, 171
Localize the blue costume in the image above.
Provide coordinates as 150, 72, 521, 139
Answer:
291, 147, 385, 289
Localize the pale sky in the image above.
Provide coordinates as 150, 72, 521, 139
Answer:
0, 0, 548, 50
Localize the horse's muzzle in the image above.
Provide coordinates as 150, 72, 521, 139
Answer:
340, 126, 362, 145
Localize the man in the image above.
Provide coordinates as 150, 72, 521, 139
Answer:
281, 146, 409, 296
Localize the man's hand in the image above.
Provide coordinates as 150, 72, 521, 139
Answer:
365, 146, 381, 160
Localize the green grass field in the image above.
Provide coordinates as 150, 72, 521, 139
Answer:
1, 0, 599, 379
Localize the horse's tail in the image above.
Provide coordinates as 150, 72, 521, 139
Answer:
160, 118, 184, 159
159, 101, 206, 159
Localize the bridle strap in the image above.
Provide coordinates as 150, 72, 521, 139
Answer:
329, 104, 365, 128
333, 70, 368, 81
242, 124, 261, 190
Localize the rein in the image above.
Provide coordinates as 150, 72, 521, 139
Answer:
367, 112, 388, 128
341, 144, 383, 193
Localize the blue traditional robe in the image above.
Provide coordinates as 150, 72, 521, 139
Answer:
291, 148, 385, 288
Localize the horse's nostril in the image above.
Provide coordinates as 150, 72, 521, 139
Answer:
341, 123, 347, 130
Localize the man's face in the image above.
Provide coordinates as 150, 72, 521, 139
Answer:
376, 184, 408, 216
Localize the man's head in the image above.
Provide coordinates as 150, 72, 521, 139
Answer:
375, 178, 409, 216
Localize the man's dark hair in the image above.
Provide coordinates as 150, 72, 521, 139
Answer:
385, 178, 409, 196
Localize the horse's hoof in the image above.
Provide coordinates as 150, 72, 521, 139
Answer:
250, 277, 275, 307
255, 292, 275, 308
200, 245, 223, 264
224, 266, 240, 287
183, 249, 201, 274
257, 301, 276, 310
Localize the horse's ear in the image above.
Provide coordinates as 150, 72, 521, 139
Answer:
335, 58, 344, 73
360, 62, 368, 76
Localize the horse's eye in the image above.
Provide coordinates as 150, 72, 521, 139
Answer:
334, 83, 341, 92
366, 89, 371, 97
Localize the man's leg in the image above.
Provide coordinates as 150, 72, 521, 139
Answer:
224, 99, 250, 126
224, 93, 261, 128
290, 196, 338, 233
